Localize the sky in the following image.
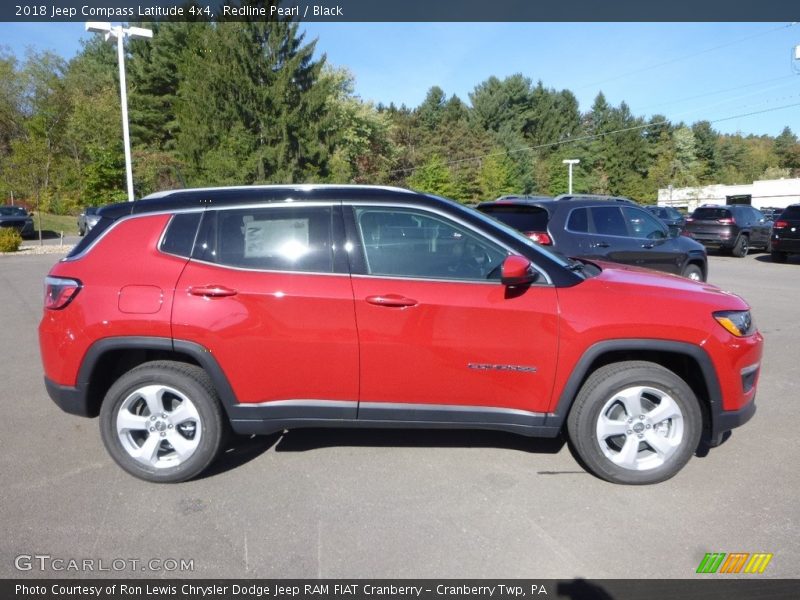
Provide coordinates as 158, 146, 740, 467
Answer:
1, 21, 799, 138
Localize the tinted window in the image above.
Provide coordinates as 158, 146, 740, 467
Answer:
780, 206, 800, 219
622, 206, 666, 239
160, 213, 201, 258
479, 205, 549, 232
590, 206, 628, 237
567, 208, 589, 232
355, 207, 506, 281
193, 206, 334, 273
692, 207, 731, 220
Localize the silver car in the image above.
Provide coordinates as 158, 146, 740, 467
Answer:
77, 207, 100, 236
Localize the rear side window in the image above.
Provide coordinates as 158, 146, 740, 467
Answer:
160, 213, 201, 258
479, 205, 550, 232
193, 206, 334, 273
589, 206, 628, 237
692, 207, 731, 220
780, 206, 800, 219
566, 208, 589, 232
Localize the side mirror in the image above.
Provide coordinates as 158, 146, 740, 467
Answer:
501, 255, 536, 286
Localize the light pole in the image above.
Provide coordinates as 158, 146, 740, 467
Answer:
85, 22, 153, 202
562, 159, 580, 194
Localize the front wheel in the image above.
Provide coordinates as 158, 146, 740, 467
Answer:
99, 361, 227, 483
567, 361, 702, 484
682, 264, 704, 282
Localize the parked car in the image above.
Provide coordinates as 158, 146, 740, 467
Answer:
477, 194, 708, 281
0, 205, 34, 238
77, 206, 100, 236
40, 185, 762, 485
644, 205, 686, 235
770, 204, 800, 263
759, 207, 782, 221
684, 205, 772, 257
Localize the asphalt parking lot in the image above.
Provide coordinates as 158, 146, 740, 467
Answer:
1, 250, 798, 579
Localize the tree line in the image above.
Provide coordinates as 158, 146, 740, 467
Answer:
2, 18, 799, 214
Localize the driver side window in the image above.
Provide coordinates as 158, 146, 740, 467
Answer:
354, 207, 507, 281
622, 206, 667, 239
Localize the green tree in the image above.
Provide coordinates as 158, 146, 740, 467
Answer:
406, 154, 457, 198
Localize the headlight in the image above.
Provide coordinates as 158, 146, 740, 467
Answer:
713, 310, 755, 337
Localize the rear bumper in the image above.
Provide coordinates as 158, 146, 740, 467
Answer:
44, 377, 93, 417
771, 236, 800, 253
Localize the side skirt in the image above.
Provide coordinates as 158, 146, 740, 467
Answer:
229, 401, 560, 438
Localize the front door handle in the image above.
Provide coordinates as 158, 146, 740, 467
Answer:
641, 243, 655, 249
591, 242, 609, 248
189, 285, 238, 298
365, 294, 418, 308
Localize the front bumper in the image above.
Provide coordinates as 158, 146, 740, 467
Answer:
708, 395, 756, 442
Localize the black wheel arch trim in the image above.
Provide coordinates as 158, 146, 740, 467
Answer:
546, 339, 741, 439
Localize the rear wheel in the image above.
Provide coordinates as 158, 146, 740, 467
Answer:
731, 235, 749, 258
99, 361, 227, 483
567, 361, 702, 485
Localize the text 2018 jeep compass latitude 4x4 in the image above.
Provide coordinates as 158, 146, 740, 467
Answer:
39, 186, 762, 485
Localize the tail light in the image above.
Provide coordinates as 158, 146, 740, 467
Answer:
774, 220, 788, 229
525, 231, 552, 245
717, 218, 734, 224
44, 276, 82, 310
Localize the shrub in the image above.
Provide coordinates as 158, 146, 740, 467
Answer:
0, 228, 23, 252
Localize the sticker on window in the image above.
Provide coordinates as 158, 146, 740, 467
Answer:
244, 219, 310, 260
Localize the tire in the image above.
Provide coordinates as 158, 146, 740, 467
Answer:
99, 361, 227, 483
566, 361, 702, 485
771, 250, 788, 263
731, 235, 749, 258
681, 264, 704, 282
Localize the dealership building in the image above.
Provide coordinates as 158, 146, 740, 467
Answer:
657, 177, 800, 212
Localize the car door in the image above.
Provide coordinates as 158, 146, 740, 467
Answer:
619, 206, 683, 274
345, 204, 560, 419
748, 207, 771, 247
581, 205, 642, 265
171, 203, 359, 418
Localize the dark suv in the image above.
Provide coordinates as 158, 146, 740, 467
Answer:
770, 204, 800, 262
477, 195, 708, 281
40, 185, 762, 485
684, 205, 772, 257
644, 205, 686, 236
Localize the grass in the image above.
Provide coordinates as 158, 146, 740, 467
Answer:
30, 212, 79, 236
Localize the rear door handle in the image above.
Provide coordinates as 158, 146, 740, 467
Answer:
591, 242, 609, 248
641, 243, 655, 249
189, 285, 238, 298
365, 294, 418, 308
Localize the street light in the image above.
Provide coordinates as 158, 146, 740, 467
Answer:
85, 22, 153, 202
562, 159, 580, 194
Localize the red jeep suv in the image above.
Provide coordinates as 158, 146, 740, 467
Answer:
39, 186, 762, 484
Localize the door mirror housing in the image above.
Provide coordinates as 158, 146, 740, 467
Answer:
501, 255, 536, 286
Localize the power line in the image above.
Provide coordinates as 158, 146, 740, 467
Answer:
632, 75, 796, 112
575, 23, 798, 92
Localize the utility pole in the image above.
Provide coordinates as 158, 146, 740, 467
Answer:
562, 159, 580, 194
85, 22, 153, 202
